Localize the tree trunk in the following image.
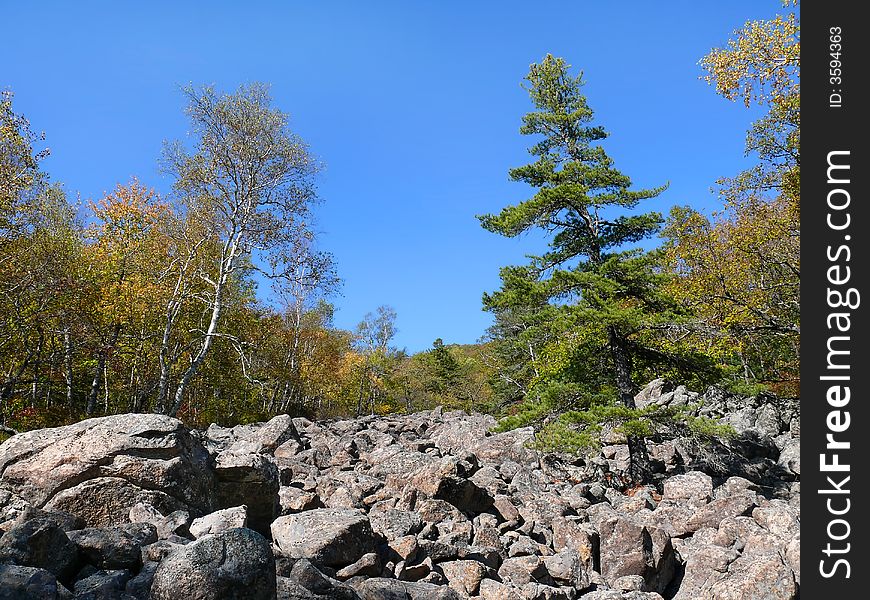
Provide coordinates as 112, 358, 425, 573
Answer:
63, 326, 73, 406
30, 330, 44, 407
167, 293, 223, 417
86, 358, 102, 415
155, 301, 181, 415
356, 364, 367, 417
608, 326, 652, 484
86, 324, 120, 416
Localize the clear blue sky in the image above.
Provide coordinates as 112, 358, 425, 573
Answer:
6, 1, 775, 353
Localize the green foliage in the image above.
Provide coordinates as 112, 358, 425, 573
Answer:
480, 56, 724, 478
505, 400, 735, 457
0, 91, 50, 229
663, 1, 800, 395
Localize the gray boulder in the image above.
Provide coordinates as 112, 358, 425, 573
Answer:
283, 559, 361, 599
0, 517, 80, 583
352, 577, 464, 600
598, 515, 675, 594
661, 471, 713, 505
45, 477, 189, 528
777, 437, 800, 476
128, 502, 190, 539
0, 414, 215, 527
582, 592, 664, 600
188, 505, 247, 539
67, 523, 157, 570
72, 569, 133, 600
369, 506, 423, 541
0, 564, 72, 599
272, 508, 378, 568
707, 552, 797, 599
149, 527, 276, 600
213, 450, 279, 535
439, 559, 487, 596
410, 458, 494, 514
124, 561, 158, 599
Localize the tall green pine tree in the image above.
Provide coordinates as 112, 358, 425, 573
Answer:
481, 55, 673, 483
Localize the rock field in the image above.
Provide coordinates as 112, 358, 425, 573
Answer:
0, 381, 799, 599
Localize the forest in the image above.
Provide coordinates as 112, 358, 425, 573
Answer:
0, 3, 798, 473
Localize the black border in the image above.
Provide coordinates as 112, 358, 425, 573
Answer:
802, 1, 869, 595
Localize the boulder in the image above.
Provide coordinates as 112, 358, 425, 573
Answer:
0, 564, 72, 599
410, 458, 493, 513
352, 577, 464, 600
680, 492, 758, 534
542, 550, 589, 589
124, 560, 158, 599
129, 502, 190, 539
598, 515, 675, 594
706, 553, 797, 600
44, 477, 189, 528
551, 517, 597, 572
439, 559, 487, 596
369, 507, 422, 541
0, 414, 215, 527
188, 505, 248, 539
671, 544, 738, 600
67, 522, 157, 570
776, 437, 800, 476
752, 501, 800, 540
0, 517, 80, 583
272, 508, 378, 567
633, 379, 673, 409
72, 569, 133, 599
203, 414, 303, 456
478, 578, 523, 599
661, 471, 713, 505
213, 450, 279, 535
285, 559, 361, 599
518, 582, 575, 599
149, 527, 276, 600
3, 505, 83, 533
141, 538, 188, 563
335, 552, 381, 579
279, 486, 322, 514
581, 592, 664, 600
498, 555, 551, 586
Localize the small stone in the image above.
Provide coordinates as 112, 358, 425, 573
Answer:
189, 505, 247, 539
335, 552, 381, 579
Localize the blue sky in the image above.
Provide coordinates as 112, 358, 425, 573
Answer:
5, 1, 776, 353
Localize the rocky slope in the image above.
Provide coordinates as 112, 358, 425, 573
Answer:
0, 382, 799, 599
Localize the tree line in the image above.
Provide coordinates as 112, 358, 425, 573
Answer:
1, 84, 497, 434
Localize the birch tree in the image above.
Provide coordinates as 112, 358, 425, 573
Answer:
160, 83, 319, 417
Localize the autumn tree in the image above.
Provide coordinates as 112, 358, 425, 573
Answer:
0, 185, 80, 422
354, 305, 398, 416
265, 232, 339, 412
415, 340, 494, 412
159, 83, 320, 417
663, 1, 799, 393
0, 93, 84, 430
0, 91, 50, 230
81, 181, 172, 414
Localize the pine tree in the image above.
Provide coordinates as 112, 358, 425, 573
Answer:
481, 55, 680, 483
